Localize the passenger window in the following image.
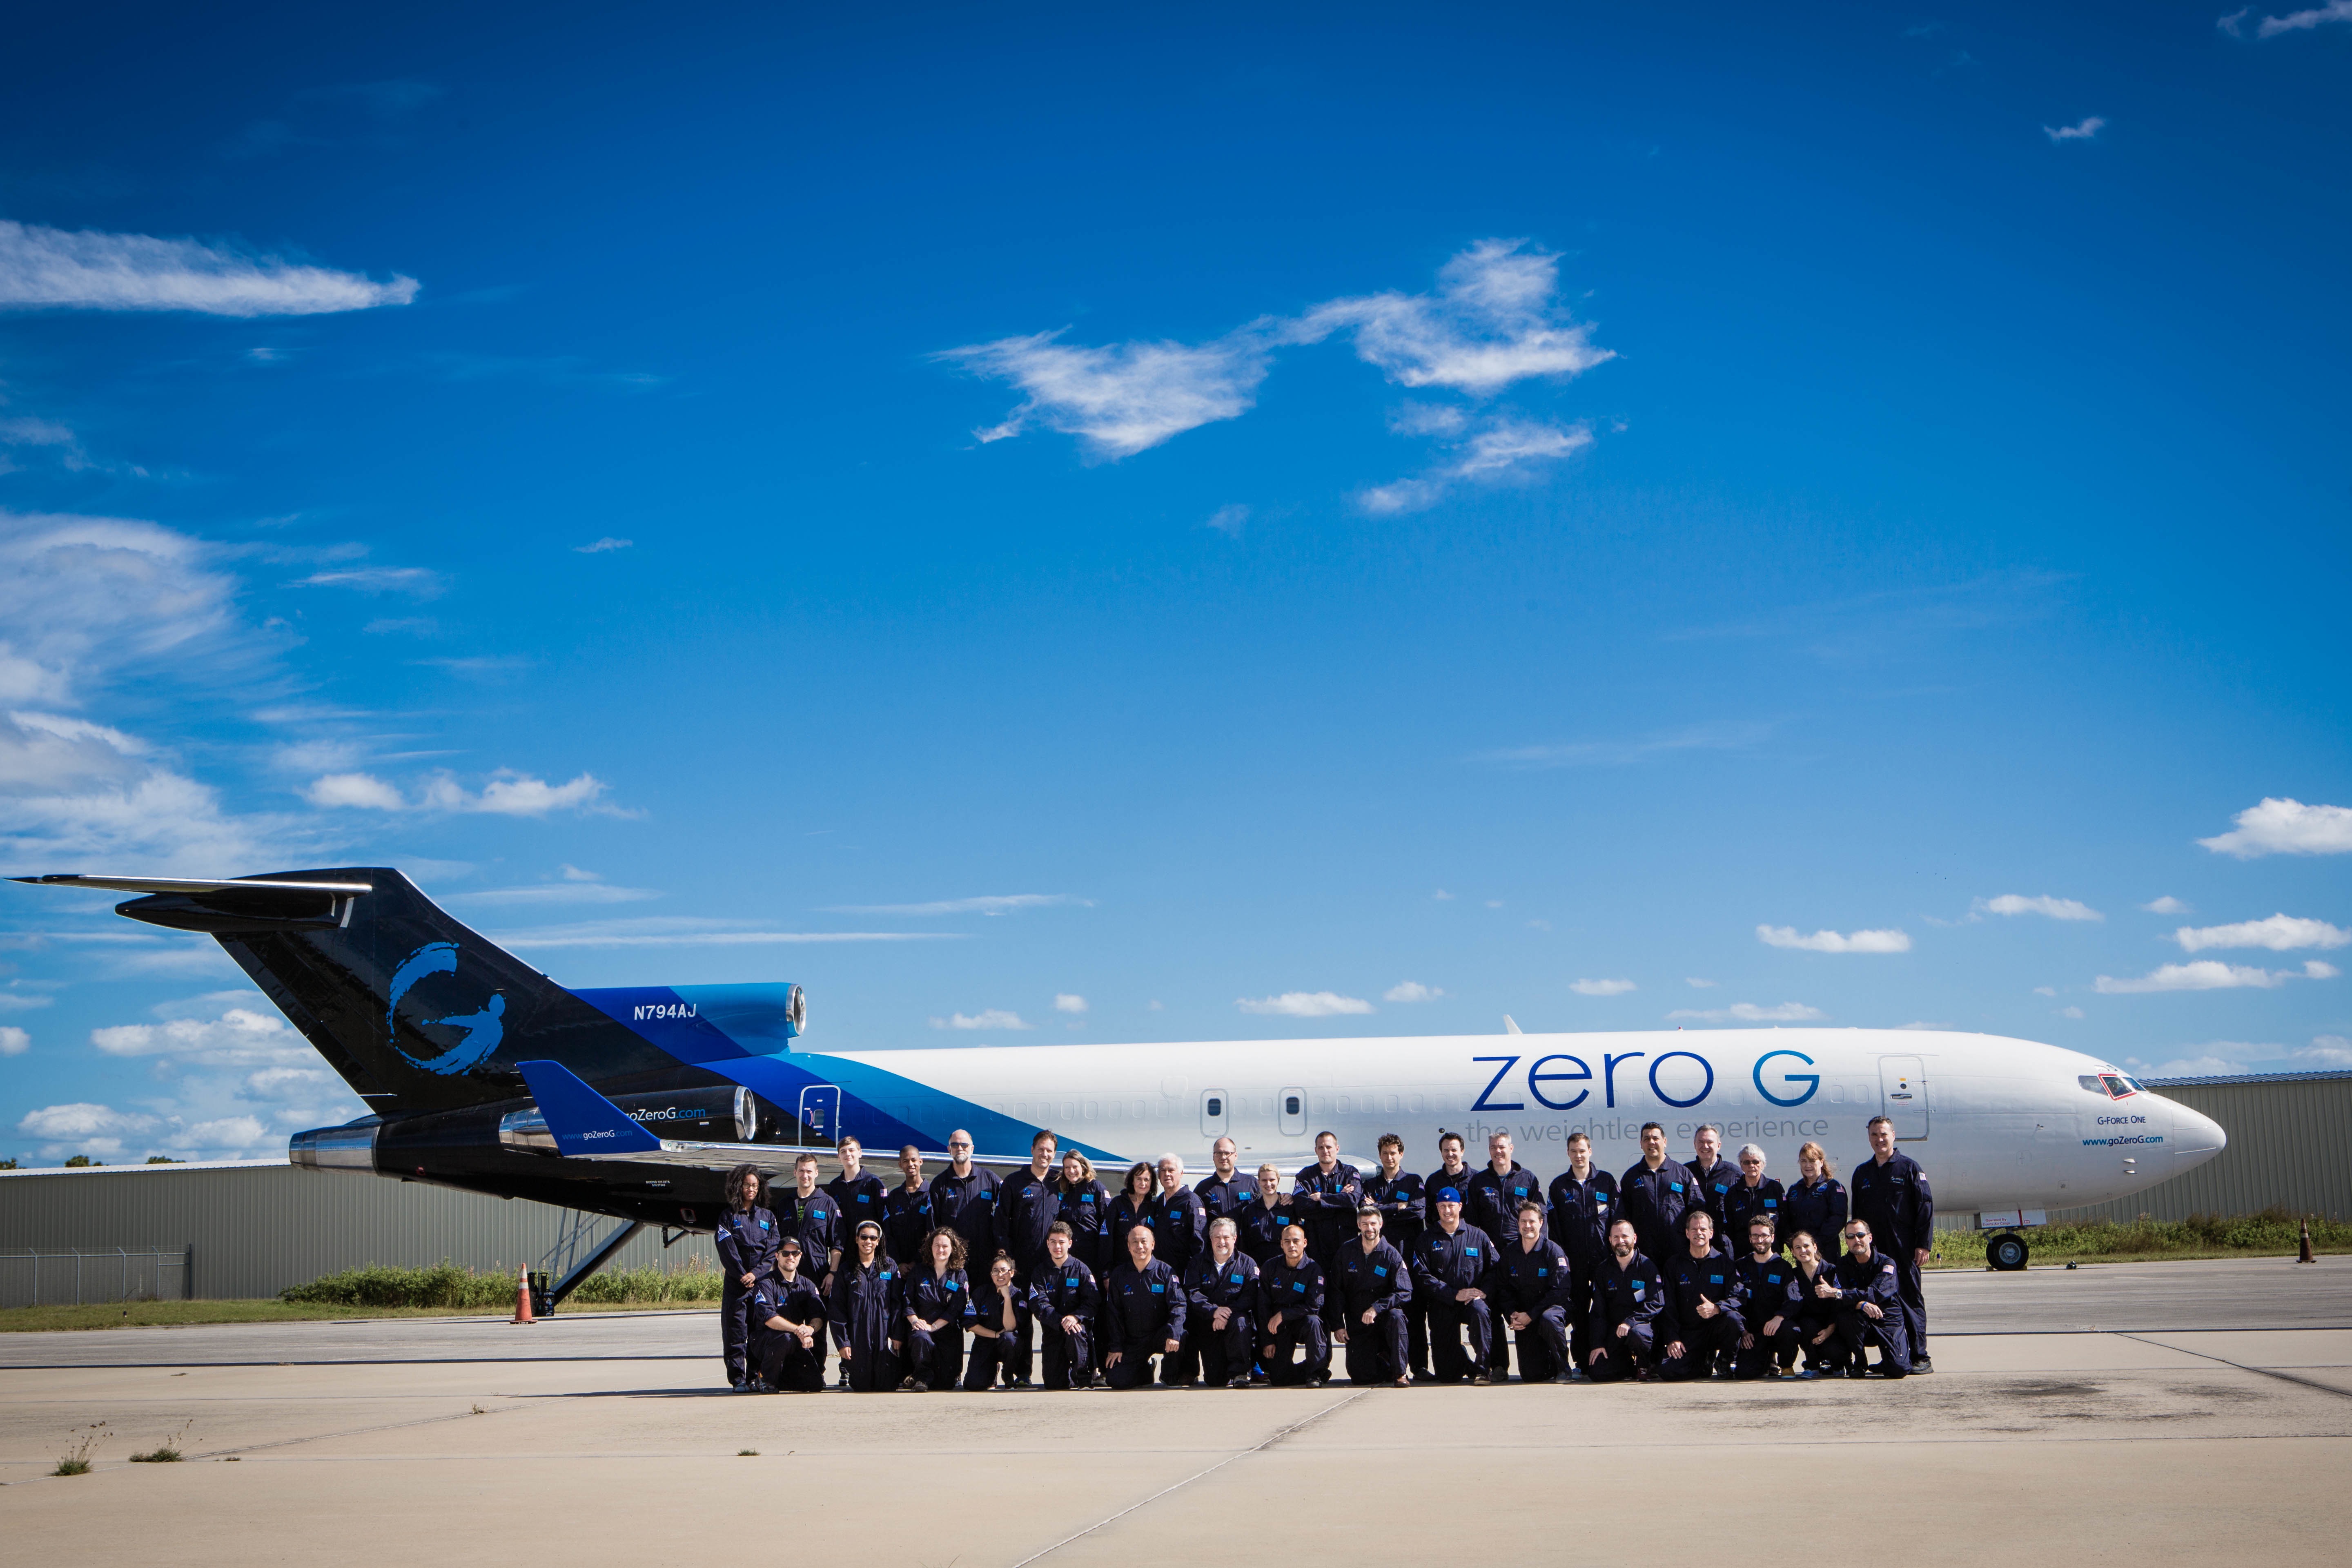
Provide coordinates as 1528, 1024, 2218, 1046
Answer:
1205, 1096, 1223, 1118
1285, 1095, 1301, 1116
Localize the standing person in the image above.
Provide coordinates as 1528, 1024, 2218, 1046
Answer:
1658, 1209, 1744, 1382
715, 1163, 780, 1391
1820, 1221, 1911, 1378
1688, 1124, 1736, 1240
1423, 1132, 1472, 1229
882, 1146, 935, 1266
774, 1152, 842, 1366
1618, 1122, 1699, 1265
1194, 1137, 1251, 1226
1720, 1144, 1784, 1261
746, 1240, 827, 1393
1107, 1161, 1156, 1271
994, 1129, 1062, 1283
1851, 1116, 1934, 1372
1782, 1142, 1848, 1261
1101, 1225, 1187, 1390
1237, 1163, 1289, 1266
1258, 1224, 1331, 1386
1055, 1149, 1112, 1275
1331, 1203, 1412, 1387
1779, 1231, 1842, 1377
824, 1136, 888, 1249
1363, 1133, 1429, 1379
1028, 1224, 1098, 1390
1732, 1216, 1796, 1379
1493, 1202, 1574, 1384
828, 1220, 902, 1393
965, 1250, 1033, 1390
1292, 1131, 1363, 1268
1586, 1218, 1662, 1384
896, 1227, 972, 1392
1150, 1153, 1208, 1278
1412, 1187, 1497, 1385
1464, 1131, 1545, 1379
1547, 1131, 1619, 1377
928, 1129, 999, 1265
1183, 1217, 1261, 1388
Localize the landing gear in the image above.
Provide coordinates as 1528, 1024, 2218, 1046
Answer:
1986, 1231, 2029, 1272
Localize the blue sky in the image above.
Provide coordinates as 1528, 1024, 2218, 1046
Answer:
1, 1, 2347, 1164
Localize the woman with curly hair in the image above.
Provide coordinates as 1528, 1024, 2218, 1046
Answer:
1056, 1148, 1111, 1274
714, 1162, 779, 1391
1107, 1160, 1156, 1272
898, 1226, 973, 1392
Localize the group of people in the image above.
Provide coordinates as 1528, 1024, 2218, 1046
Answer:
711, 1116, 1934, 1394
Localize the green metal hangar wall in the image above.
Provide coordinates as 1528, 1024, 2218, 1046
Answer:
2046, 1070, 2352, 1225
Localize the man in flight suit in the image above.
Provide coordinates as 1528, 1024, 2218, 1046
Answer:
1619, 1122, 1701, 1265
1149, 1153, 1210, 1382
1851, 1116, 1934, 1372
881, 1145, 935, 1265
1194, 1137, 1251, 1226
1688, 1124, 1736, 1240
746, 1240, 828, 1393
1547, 1131, 1618, 1377
1587, 1218, 1663, 1383
1733, 1214, 1799, 1379
774, 1153, 842, 1367
1183, 1217, 1261, 1388
995, 1129, 1064, 1284
1465, 1131, 1546, 1380
1292, 1131, 1363, 1268
1259, 1223, 1332, 1386
1659, 1209, 1745, 1381
928, 1129, 998, 1265
1363, 1133, 1429, 1379
1102, 1224, 1187, 1390
1493, 1201, 1575, 1383
1332, 1203, 1412, 1386
1413, 1188, 1497, 1384
1424, 1131, 1472, 1228
1821, 1221, 1912, 1377
1028, 1222, 1098, 1390
824, 1136, 889, 1249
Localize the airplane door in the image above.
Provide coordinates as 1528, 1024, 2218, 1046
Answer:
798, 1085, 842, 1146
1878, 1057, 1928, 1140
1200, 1088, 1230, 1141
1278, 1086, 1307, 1140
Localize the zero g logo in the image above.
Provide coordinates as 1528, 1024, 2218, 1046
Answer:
387, 942, 507, 1076
1468, 1049, 1821, 1111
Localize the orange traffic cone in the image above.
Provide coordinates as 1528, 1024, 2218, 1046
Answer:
2299, 1219, 2316, 1265
512, 1265, 536, 1324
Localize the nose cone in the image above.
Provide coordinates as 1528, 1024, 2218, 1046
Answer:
2168, 1099, 2227, 1172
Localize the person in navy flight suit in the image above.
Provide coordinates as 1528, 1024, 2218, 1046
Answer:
1413, 1187, 1497, 1385
1102, 1223, 1188, 1390
1152, 1153, 1211, 1383
994, 1129, 1063, 1283
824, 1136, 889, 1254
1782, 1141, 1848, 1262
1851, 1116, 1934, 1372
1494, 1201, 1575, 1384
1183, 1216, 1261, 1388
1056, 1149, 1112, 1275
1363, 1132, 1429, 1379
828, 1220, 902, 1392
1238, 1163, 1289, 1266
882, 1145, 935, 1266
1720, 1144, 1784, 1263
1688, 1124, 1736, 1240
1778, 1231, 1842, 1377
1618, 1122, 1700, 1265
1423, 1131, 1472, 1229
1292, 1131, 1363, 1267
1547, 1131, 1618, 1378
928, 1129, 998, 1267
1331, 1203, 1413, 1386
896, 1227, 972, 1392
775, 1153, 842, 1365
1029, 1224, 1099, 1390
1659, 1208, 1745, 1381
1258, 1223, 1331, 1386
746, 1239, 828, 1393
1465, 1131, 1547, 1378
966, 1250, 1034, 1390
1195, 1137, 1251, 1226
1821, 1221, 1912, 1377
715, 1163, 780, 1390
1731, 1214, 1795, 1379
1108, 1161, 1156, 1272
1586, 1218, 1663, 1384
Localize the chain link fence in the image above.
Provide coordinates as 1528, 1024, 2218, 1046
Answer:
0, 1247, 192, 1308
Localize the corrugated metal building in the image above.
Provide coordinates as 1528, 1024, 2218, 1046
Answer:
2049, 1070, 2352, 1225
0, 1160, 716, 1305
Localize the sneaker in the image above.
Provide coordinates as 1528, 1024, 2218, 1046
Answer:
1795, 1368, 1822, 1380
728, 1380, 747, 1393
1227, 1375, 1253, 1389
1912, 1356, 1933, 1374
1471, 1370, 1492, 1386
1552, 1371, 1575, 1385
1008, 1374, 1033, 1388
1247, 1371, 1269, 1385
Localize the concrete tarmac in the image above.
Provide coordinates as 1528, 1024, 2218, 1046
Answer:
5, 1257, 2350, 1566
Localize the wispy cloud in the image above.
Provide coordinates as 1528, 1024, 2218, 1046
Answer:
1054, 993, 1088, 1014
1757, 925, 1911, 954
2094, 959, 2339, 993
1477, 721, 1771, 770
301, 768, 616, 816
2198, 797, 2352, 858
930, 1009, 1031, 1031
574, 537, 632, 554
939, 329, 1273, 459
490, 916, 966, 950
0, 1026, 28, 1055
1204, 504, 1249, 536
1570, 978, 1636, 996
2043, 116, 2106, 143
0, 220, 416, 316
2223, 2, 2352, 38
1384, 981, 1445, 1002
2143, 896, 2191, 914
1237, 991, 1375, 1017
2172, 914, 2349, 953
1359, 417, 1594, 513
444, 882, 662, 907
1668, 1001, 1827, 1022
1294, 239, 1615, 393
1976, 893, 2103, 921
826, 893, 1089, 916
290, 566, 444, 597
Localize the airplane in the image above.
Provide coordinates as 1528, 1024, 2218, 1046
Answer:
13, 866, 2227, 1294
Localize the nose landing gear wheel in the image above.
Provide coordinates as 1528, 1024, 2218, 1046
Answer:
1986, 1232, 2029, 1272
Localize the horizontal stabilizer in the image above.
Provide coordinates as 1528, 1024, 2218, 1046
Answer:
13, 873, 373, 895
516, 1060, 664, 1157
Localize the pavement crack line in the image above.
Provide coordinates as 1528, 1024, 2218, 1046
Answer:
1006, 1389, 1368, 1568
209, 1403, 519, 1458
2107, 1332, 2352, 1401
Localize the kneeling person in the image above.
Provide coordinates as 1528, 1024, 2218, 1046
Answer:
897, 1226, 972, 1392
965, 1250, 1032, 1389
1027, 1223, 1099, 1390
748, 1240, 827, 1392
1259, 1223, 1332, 1386
1822, 1222, 1911, 1377
1103, 1223, 1187, 1390
1587, 1218, 1662, 1383
1494, 1201, 1574, 1383
1332, 1203, 1412, 1387
1183, 1216, 1260, 1388
1660, 1209, 1745, 1381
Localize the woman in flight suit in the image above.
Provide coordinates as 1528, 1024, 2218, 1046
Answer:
828, 1220, 903, 1392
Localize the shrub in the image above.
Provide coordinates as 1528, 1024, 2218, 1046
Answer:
281, 1254, 723, 1309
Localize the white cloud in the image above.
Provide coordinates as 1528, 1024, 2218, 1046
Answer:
1359, 417, 1593, 513
2093, 959, 2339, 993
939, 328, 1272, 459
2173, 913, 2350, 953
18, 1102, 157, 1139
0, 987, 53, 1011
2143, 896, 2191, 914
0, 220, 417, 316
1757, 925, 1912, 954
1685, 978, 1717, 989
2034, 986, 2058, 996
2059, 1006, 2086, 1019
91, 1005, 308, 1068
291, 566, 444, 596
1384, 981, 1445, 1002
2044, 117, 2106, 143
0, 1025, 27, 1055
185, 1114, 269, 1147
304, 768, 614, 816
1294, 239, 1615, 393
1569, 978, 1636, 996
301, 771, 407, 810
2147, 1053, 2250, 1077
573, 537, 632, 554
445, 882, 661, 906
2199, 797, 2352, 858
828, 893, 1086, 916
1237, 991, 1375, 1017
559, 864, 600, 880
1431, 889, 1456, 901
1978, 893, 2103, 921
2302, 1035, 2352, 1068
1054, 993, 1088, 1013
1667, 1001, 1828, 1022
929, 1009, 1031, 1031
1895, 1020, 1952, 1031
2234, 1, 2352, 38
1204, 505, 1249, 536
1477, 722, 1771, 771
2218, 8, 2250, 35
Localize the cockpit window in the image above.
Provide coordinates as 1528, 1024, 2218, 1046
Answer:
2078, 1075, 2105, 1094
2099, 1074, 2136, 1099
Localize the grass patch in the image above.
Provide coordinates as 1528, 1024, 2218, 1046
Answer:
1925, 1207, 2352, 1270
1, 1296, 714, 1333
278, 1257, 725, 1310
54, 1425, 106, 1476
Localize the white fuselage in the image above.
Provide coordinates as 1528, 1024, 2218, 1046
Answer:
815, 1027, 2225, 1222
